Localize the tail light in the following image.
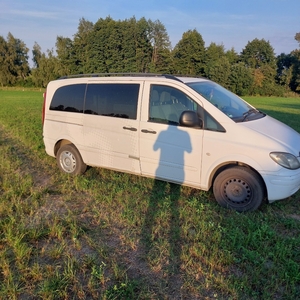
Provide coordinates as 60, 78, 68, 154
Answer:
42, 91, 46, 126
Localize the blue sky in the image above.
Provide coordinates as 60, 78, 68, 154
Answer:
1, 0, 299, 63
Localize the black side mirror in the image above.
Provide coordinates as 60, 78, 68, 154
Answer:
179, 111, 202, 128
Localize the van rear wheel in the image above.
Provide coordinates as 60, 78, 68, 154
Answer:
57, 144, 87, 175
213, 166, 264, 212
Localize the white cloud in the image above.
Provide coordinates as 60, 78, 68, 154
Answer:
9, 9, 60, 19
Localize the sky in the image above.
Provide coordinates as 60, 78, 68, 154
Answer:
1, 0, 299, 64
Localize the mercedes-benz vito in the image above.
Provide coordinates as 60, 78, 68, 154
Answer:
42, 74, 300, 212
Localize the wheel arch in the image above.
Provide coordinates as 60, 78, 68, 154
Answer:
54, 139, 73, 156
209, 161, 267, 198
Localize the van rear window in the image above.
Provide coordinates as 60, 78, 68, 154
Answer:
50, 84, 86, 113
85, 83, 139, 119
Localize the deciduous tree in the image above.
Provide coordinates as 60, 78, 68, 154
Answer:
56, 36, 76, 76
147, 19, 172, 72
0, 33, 30, 86
240, 38, 276, 69
32, 42, 42, 68
0, 35, 11, 86
204, 43, 226, 81
172, 29, 205, 75
229, 62, 253, 95
134, 17, 152, 72
31, 50, 60, 87
73, 18, 94, 73
295, 32, 300, 45
240, 38, 277, 94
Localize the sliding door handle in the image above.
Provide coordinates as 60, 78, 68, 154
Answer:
141, 129, 157, 134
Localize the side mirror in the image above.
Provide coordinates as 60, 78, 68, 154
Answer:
179, 111, 202, 128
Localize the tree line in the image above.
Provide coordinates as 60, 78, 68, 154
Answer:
1, 16, 300, 96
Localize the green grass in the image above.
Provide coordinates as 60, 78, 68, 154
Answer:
0, 90, 299, 299
244, 96, 300, 130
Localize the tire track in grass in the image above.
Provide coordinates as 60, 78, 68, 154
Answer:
0, 123, 53, 191
0, 123, 85, 228
0, 124, 169, 298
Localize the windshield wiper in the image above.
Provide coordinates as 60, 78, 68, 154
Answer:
242, 109, 258, 122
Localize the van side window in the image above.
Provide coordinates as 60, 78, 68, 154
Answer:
198, 107, 226, 132
50, 84, 86, 113
85, 84, 139, 119
149, 85, 200, 126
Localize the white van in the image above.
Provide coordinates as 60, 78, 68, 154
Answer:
42, 74, 300, 212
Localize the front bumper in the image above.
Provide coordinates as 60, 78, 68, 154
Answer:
262, 168, 300, 202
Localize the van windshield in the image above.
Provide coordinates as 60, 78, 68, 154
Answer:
187, 81, 265, 122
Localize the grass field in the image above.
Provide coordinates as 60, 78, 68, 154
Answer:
0, 90, 299, 299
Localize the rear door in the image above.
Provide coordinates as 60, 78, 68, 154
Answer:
82, 80, 142, 174
43, 82, 86, 157
139, 81, 203, 187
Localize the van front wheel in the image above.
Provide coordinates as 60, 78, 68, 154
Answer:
213, 166, 264, 212
57, 144, 87, 175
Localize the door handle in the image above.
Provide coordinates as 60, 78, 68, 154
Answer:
141, 129, 157, 134
123, 126, 137, 131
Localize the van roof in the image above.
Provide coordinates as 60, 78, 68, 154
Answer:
178, 77, 208, 83
58, 73, 208, 84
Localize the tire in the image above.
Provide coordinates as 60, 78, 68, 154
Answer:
213, 166, 264, 212
56, 144, 87, 175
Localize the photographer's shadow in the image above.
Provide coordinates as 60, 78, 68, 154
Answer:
141, 124, 192, 295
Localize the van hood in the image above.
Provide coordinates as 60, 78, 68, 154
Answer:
241, 115, 300, 156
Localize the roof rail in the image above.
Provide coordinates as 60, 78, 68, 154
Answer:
59, 73, 183, 82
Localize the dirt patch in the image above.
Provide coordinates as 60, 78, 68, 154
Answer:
288, 214, 300, 221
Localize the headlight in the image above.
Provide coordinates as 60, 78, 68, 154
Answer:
270, 152, 300, 170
